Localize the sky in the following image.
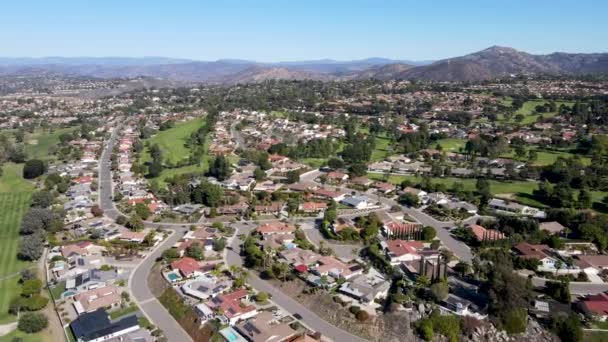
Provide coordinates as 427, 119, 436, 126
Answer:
1, 0, 606, 62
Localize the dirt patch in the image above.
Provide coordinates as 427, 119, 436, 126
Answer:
268, 278, 415, 342
147, 262, 171, 297
149, 262, 216, 342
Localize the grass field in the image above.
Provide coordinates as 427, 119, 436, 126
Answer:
0, 163, 35, 324
501, 148, 591, 166
140, 117, 210, 182
140, 117, 206, 164
367, 173, 538, 195
434, 138, 466, 153
371, 133, 393, 161
0, 329, 52, 342
500, 100, 574, 124
24, 127, 77, 161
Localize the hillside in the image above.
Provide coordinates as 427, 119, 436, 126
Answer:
398, 46, 608, 81
1, 47, 607, 83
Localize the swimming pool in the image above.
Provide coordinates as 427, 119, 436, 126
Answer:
167, 272, 181, 281
62, 290, 76, 298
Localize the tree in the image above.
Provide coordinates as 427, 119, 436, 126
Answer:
578, 189, 592, 209
286, 170, 300, 184
551, 314, 582, 342
30, 191, 54, 208
429, 280, 449, 302
23, 160, 46, 179
255, 292, 269, 303
398, 193, 420, 207
127, 214, 144, 231
90, 204, 104, 217
454, 262, 471, 277
422, 226, 436, 241
20, 269, 35, 283
253, 167, 266, 181
18, 313, 48, 333
186, 243, 205, 260
213, 238, 227, 252
116, 215, 127, 226
327, 158, 344, 170
18, 234, 44, 260
134, 203, 151, 220
21, 279, 42, 297
161, 248, 180, 262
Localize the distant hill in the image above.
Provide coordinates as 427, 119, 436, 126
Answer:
0, 47, 607, 83
397, 46, 608, 81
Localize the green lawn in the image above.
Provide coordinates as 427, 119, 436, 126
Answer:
0, 163, 35, 324
140, 117, 210, 182
434, 138, 467, 153
24, 127, 77, 161
367, 173, 537, 195
109, 303, 139, 319
140, 117, 206, 164
302, 158, 327, 168
0, 329, 52, 342
501, 148, 591, 166
371, 133, 393, 161
499, 100, 574, 124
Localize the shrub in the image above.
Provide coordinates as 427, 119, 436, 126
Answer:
18, 312, 48, 333
349, 306, 361, 315
355, 310, 370, 322
502, 308, 527, 334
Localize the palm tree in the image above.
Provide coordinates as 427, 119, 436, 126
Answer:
555, 260, 563, 276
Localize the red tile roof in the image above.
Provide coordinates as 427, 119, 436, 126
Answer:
171, 257, 201, 277
581, 293, 608, 316
384, 240, 424, 257
256, 222, 296, 235
469, 224, 505, 242
513, 243, 551, 260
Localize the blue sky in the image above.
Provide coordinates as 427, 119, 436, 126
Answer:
1, 0, 606, 61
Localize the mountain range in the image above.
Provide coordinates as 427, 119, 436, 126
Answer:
0, 46, 607, 83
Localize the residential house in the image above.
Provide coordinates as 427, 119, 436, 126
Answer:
234, 311, 297, 342
299, 202, 327, 214
181, 277, 233, 300
326, 171, 349, 182
512, 242, 559, 271
578, 293, 608, 321
70, 309, 139, 342
381, 239, 425, 264
341, 196, 374, 209
469, 224, 505, 242
73, 286, 121, 314
171, 257, 205, 278
312, 256, 362, 279
539, 221, 567, 235
576, 255, 608, 275
339, 268, 390, 304
205, 289, 258, 325
256, 222, 296, 235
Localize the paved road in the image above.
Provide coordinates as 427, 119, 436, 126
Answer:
402, 208, 473, 262
99, 126, 193, 341
225, 232, 368, 342
128, 228, 192, 342
299, 221, 360, 260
